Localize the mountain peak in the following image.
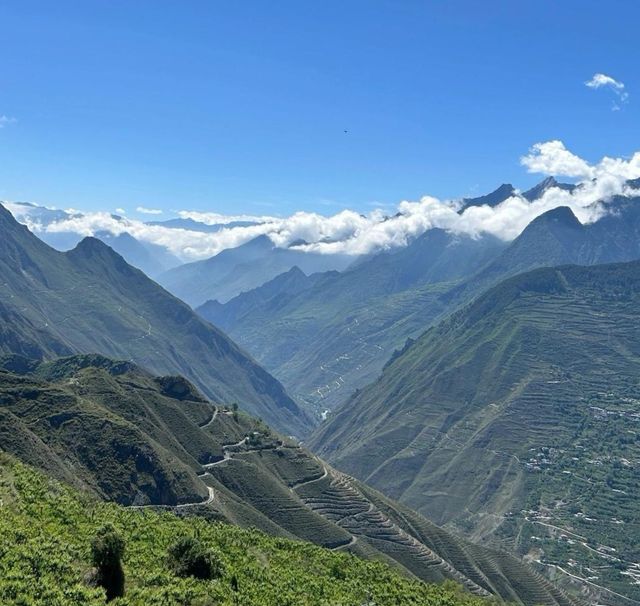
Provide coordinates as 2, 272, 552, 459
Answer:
245, 234, 274, 248
522, 177, 575, 201
530, 205, 582, 228
66, 237, 134, 274
521, 177, 556, 202
71, 236, 118, 256
460, 183, 515, 211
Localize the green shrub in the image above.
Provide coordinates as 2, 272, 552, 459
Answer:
91, 524, 125, 601
167, 536, 223, 580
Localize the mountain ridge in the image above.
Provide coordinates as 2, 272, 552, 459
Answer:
0, 203, 311, 436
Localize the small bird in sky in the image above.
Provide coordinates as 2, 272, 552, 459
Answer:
344, 129, 348, 134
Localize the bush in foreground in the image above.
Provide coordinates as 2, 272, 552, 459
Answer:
167, 536, 223, 580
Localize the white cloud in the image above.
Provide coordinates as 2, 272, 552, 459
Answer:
585, 73, 629, 110
586, 73, 624, 91
136, 206, 163, 215
0, 115, 17, 128
115, 208, 126, 215
521, 141, 594, 179
7, 141, 640, 260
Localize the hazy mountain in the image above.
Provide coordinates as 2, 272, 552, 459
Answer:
147, 217, 258, 232
0, 203, 310, 436
159, 234, 356, 305
0, 353, 581, 606
4, 200, 70, 224
5, 202, 182, 276
197, 265, 326, 329
198, 229, 508, 414
93, 230, 182, 276
311, 260, 640, 604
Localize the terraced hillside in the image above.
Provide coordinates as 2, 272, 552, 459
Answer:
0, 202, 309, 436
0, 455, 502, 606
0, 354, 580, 606
311, 261, 640, 604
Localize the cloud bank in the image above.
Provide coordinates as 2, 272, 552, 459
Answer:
6, 141, 640, 260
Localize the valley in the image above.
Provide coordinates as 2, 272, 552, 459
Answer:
3, 7, 639, 605
200, 191, 640, 419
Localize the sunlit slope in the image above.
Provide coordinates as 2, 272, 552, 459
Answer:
0, 355, 579, 605
0, 454, 501, 606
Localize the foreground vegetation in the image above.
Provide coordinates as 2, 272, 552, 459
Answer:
0, 355, 578, 604
0, 455, 503, 606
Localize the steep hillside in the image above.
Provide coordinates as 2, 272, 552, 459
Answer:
0, 455, 500, 606
159, 234, 355, 305
0, 355, 580, 606
311, 261, 640, 604
0, 203, 309, 436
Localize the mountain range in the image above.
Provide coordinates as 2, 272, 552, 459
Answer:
0, 203, 309, 436
199, 185, 640, 417
311, 260, 640, 604
3, 179, 640, 604
158, 233, 357, 305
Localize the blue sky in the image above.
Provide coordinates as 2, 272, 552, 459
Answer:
1, 1, 638, 218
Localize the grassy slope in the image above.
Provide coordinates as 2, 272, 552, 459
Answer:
0, 454, 501, 606
311, 261, 640, 604
0, 203, 310, 436
0, 355, 579, 606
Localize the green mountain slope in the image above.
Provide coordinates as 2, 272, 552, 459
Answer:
0, 454, 501, 606
311, 260, 640, 604
0, 354, 580, 605
0, 203, 310, 436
